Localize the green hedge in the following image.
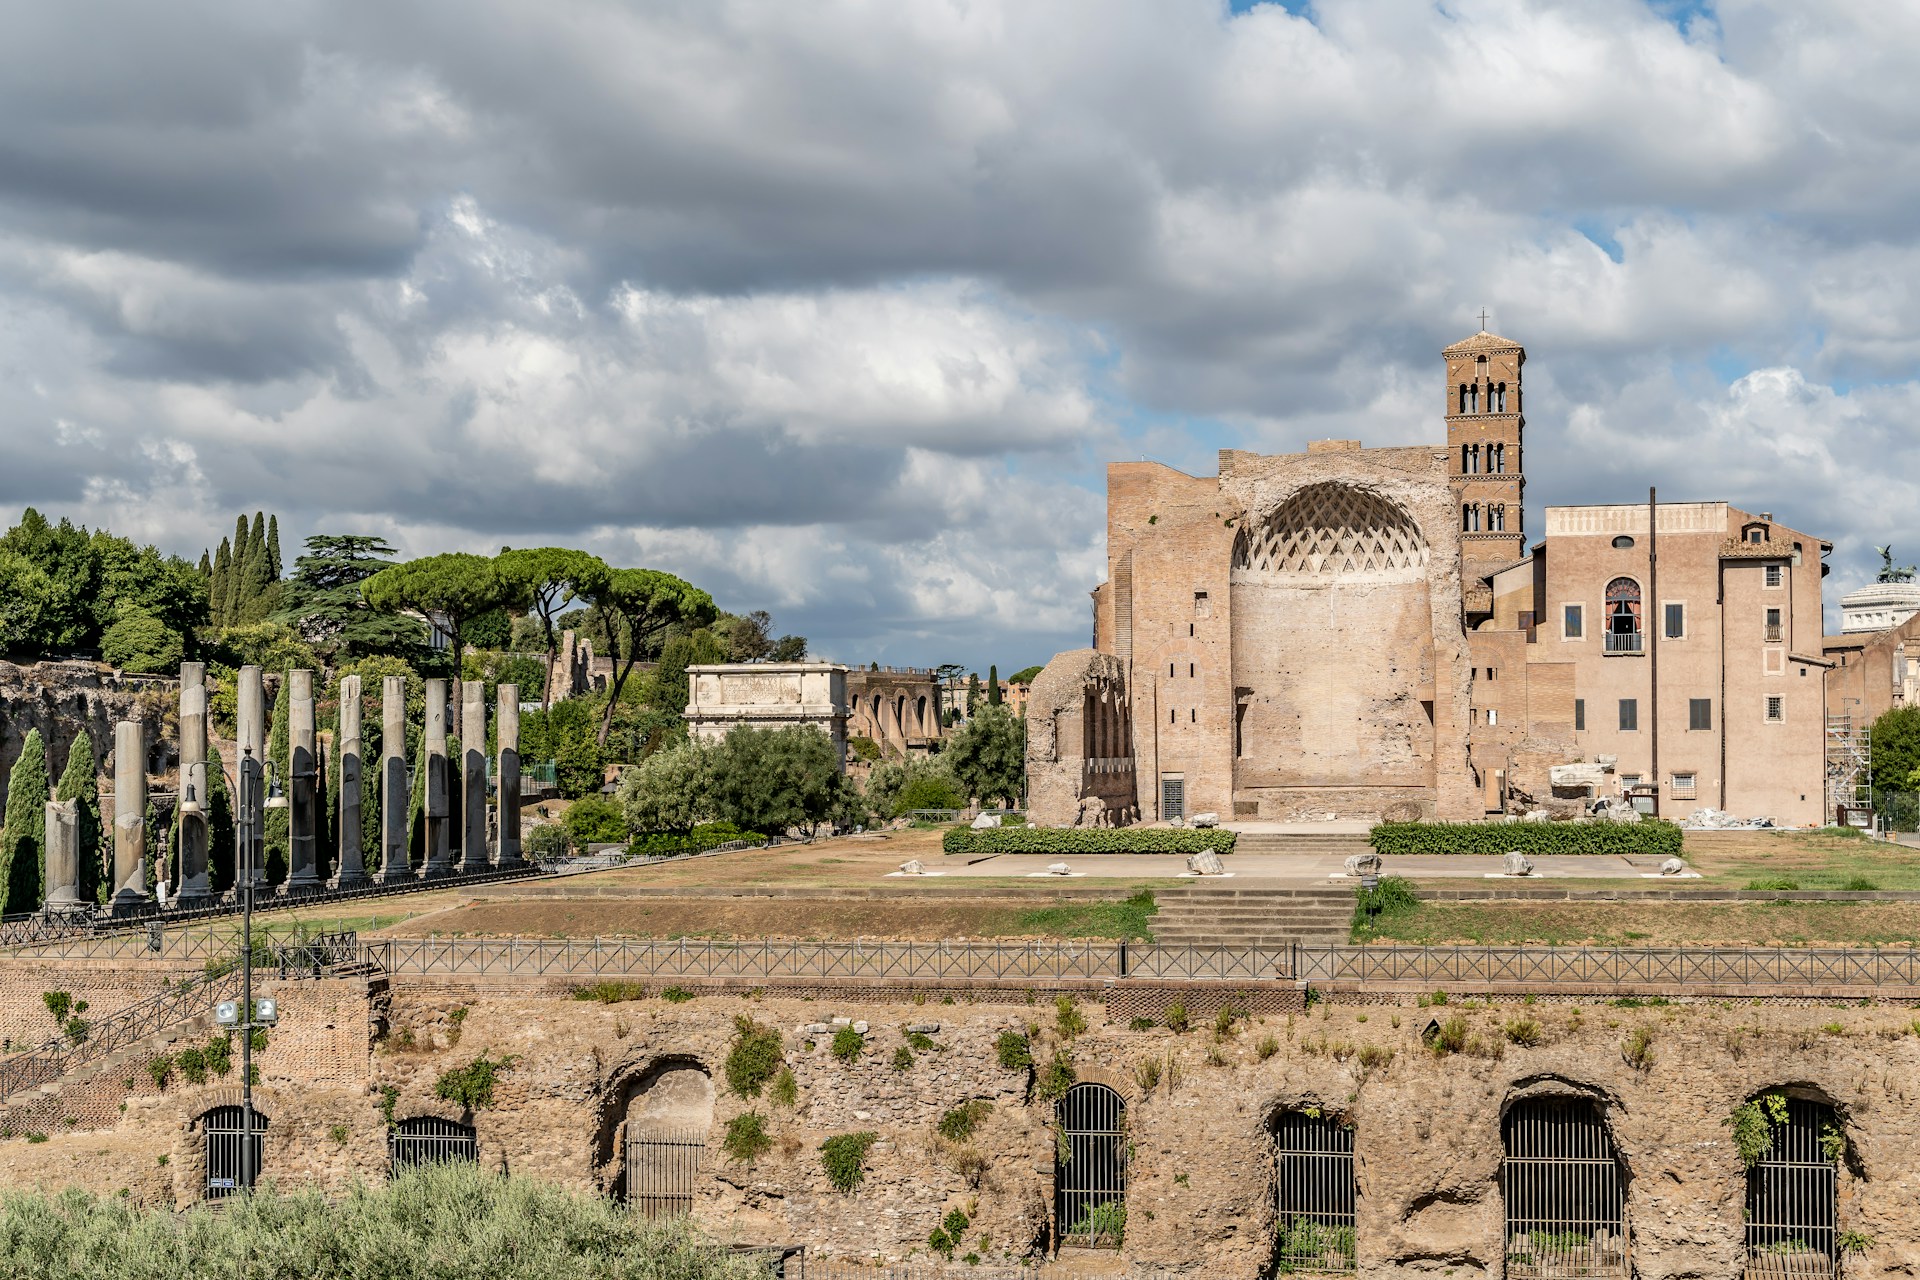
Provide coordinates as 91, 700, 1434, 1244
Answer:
1369, 820, 1684, 858
942, 828, 1237, 855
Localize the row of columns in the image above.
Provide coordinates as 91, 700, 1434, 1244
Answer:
39, 666, 526, 912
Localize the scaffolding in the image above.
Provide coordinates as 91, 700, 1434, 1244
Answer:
1824, 712, 1871, 827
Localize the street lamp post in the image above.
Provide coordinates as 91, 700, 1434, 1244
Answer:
216, 746, 283, 1193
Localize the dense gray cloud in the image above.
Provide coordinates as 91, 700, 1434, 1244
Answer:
1, 0, 1917, 668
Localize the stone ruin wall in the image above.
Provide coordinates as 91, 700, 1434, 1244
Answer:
1025, 650, 1137, 828
0, 661, 179, 812
3, 966, 1920, 1277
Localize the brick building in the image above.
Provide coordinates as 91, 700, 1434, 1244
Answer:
1027, 327, 1835, 827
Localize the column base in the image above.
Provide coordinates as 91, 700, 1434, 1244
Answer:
108, 889, 152, 918
331, 869, 371, 889
418, 861, 459, 880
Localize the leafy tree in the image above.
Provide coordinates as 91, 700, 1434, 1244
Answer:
584, 569, 718, 745
0, 550, 54, 657
53, 732, 101, 904
619, 740, 716, 833
1, 730, 49, 914
363, 553, 515, 667
89, 530, 204, 643
212, 622, 324, 675
862, 756, 961, 820
768, 634, 808, 661
272, 535, 423, 659
987, 664, 1002, 706
562, 795, 629, 847
1008, 665, 1044, 686
204, 739, 236, 897
945, 704, 1026, 807
494, 548, 612, 711
521, 697, 607, 799
101, 611, 184, 674
965, 673, 982, 717
708, 725, 851, 837
0, 509, 97, 653
1870, 706, 1920, 791
647, 629, 729, 719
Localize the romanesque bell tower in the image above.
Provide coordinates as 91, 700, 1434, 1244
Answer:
1444, 324, 1526, 579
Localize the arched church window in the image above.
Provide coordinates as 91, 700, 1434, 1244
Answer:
1459, 384, 1470, 414
1605, 578, 1642, 654
1492, 443, 1504, 473
1491, 505, 1505, 532
1494, 383, 1507, 413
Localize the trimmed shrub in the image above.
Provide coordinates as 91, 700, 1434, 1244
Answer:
1369, 820, 1683, 858
943, 828, 1236, 856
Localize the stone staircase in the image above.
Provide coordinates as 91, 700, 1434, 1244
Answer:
1151, 885, 1356, 947
1229, 830, 1374, 858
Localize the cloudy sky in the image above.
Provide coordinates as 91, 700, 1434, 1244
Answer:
3, 0, 1917, 672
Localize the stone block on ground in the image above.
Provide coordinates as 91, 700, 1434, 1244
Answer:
1190, 811, 1219, 828
1503, 851, 1535, 876
1343, 851, 1382, 877
970, 812, 998, 829
897, 859, 925, 875
1046, 862, 1072, 876
1186, 850, 1225, 876
1659, 857, 1688, 876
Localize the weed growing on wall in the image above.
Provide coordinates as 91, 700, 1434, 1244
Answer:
936, 1100, 992, 1143
434, 1053, 518, 1110
767, 1068, 798, 1108
830, 1027, 864, 1062
994, 1031, 1032, 1070
819, 1131, 878, 1193
724, 1017, 785, 1097
721, 1113, 772, 1163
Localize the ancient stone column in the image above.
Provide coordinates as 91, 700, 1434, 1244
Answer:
334, 674, 368, 887
422, 678, 453, 877
110, 719, 148, 914
380, 676, 408, 880
495, 684, 523, 868
236, 664, 266, 889
43, 798, 82, 908
284, 669, 321, 891
176, 661, 212, 906
460, 681, 489, 874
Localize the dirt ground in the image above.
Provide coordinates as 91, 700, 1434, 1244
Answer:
377, 893, 1155, 942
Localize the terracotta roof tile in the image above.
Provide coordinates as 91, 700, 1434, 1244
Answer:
1443, 330, 1522, 354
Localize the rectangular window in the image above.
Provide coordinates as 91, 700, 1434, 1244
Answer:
1487, 708, 1498, 726
1766, 696, 1784, 722
1765, 607, 1783, 643
1765, 564, 1783, 587
1619, 699, 1638, 732
1574, 699, 1585, 732
1664, 603, 1685, 639
1689, 698, 1712, 731
1672, 772, 1697, 794
1564, 604, 1583, 639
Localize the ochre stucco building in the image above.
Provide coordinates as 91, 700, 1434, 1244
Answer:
1028, 328, 1837, 827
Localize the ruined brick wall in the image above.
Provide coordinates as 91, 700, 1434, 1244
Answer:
5, 984, 1920, 1278
1025, 651, 1136, 827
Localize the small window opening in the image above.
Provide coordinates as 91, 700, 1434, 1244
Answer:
1767, 696, 1784, 723
391, 1116, 478, 1173
1744, 1096, 1840, 1274
1501, 1097, 1629, 1279
1271, 1110, 1356, 1275
1056, 1083, 1127, 1249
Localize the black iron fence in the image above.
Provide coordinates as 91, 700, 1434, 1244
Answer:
11, 934, 1920, 995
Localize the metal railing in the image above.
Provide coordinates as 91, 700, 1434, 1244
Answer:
12, 934, 1920, 995
1603, 632, 1643, 654
1764, 624, 1785, 643
0, 861, 551, 950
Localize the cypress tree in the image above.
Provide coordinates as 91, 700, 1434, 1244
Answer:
236, 513, 273, 623
266, 514, 282, 581
206, 740, 235, 896
198, 548, 212, 577
987, 664, 1002, 706
0, 730, 50, 915
265, 676, 290, 883
209, 538, 232, 628
223, 516, 249, 625
53, 732, 101, 905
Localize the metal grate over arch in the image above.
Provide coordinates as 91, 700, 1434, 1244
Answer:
390, 1116, 478, 1172
1055, 1082, 1127, 1248
201, 1105, 267, 1199
1744, 1097, 1839, 1279
1271, 1110, 1356, 1274
1501, 1097, 1629, 1279
1233, 483, 1427, 579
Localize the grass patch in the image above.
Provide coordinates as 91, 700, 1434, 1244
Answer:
1012, 890, 1156, 942
1351, 876, 1420, 942
1352, 900, 1920, 947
